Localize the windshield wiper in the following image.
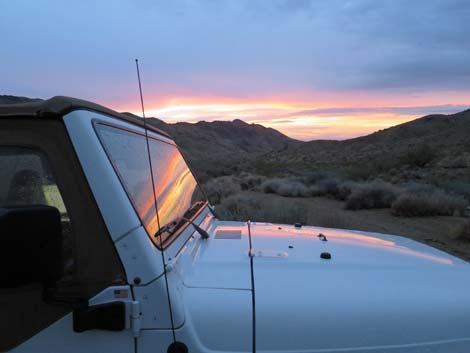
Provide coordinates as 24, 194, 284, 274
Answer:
182, 201, 206, 220
154, 212, 209, 240
153, 222, 175, 239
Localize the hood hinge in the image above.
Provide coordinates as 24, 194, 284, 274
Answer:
130, 301, 142, 337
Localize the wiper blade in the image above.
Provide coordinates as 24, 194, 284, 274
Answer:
182, 201, 205, 220
154, 201, 209, 240
154, 224, 170, 238
154, 216, 209, 240
153, 220, 179, 239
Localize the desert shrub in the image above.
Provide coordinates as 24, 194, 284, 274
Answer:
399, 145, 437, 167
372, 158, 402, 174
261, 179, 283, 194
237, 173, 266, 191
216, 193, 309, 224
308, 177, 357, 200
345, 164, 376, 181
453, 221, 470, 242
302, 171, 334, 185
345, 182, 400, 210
194, 158, 238, 180
334, 181, 358, 201
445, 156, 468, 169
316, 179, 361, 201
253, 159, 279, 176
309, 178, 340, 196
441, 181, 470, 201
308, 184, 326, 197
277, 181, 309, 197
345, 159, 400, 180
261, 175, 359, 200
261, 178, 310, 197
403, 182, 439, 196
203, 176, 240, 204
216, 194, 263, 221
391, 191, 466, 217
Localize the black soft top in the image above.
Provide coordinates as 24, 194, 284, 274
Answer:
0, 96, 171, 139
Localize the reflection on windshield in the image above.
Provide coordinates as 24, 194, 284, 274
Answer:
95, 123, 206, 246
150, 140, 202, 236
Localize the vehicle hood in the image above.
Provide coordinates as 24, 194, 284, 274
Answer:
179, 219, 470, 351
249, 222, 470, 351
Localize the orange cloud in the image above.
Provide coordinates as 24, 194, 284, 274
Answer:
107, 91, 470, 141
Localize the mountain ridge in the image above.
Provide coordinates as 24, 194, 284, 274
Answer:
122, 113, 300, 179
1, 95, 469, 181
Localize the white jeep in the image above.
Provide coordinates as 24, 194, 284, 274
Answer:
1, 96, 469, 353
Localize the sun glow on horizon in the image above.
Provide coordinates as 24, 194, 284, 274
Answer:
115, 95, 470, 141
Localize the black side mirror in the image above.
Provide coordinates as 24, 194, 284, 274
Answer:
0, 205, 63, 288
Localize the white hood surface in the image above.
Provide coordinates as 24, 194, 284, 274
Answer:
179, 219, 470, 352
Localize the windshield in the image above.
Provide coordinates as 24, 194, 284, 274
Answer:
95, 122, 207, 247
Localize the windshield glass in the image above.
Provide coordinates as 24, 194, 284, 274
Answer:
95, 123, 206, 247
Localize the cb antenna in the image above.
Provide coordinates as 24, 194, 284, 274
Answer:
134, 59, 177, 344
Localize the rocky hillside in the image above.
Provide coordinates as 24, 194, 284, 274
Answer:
267, 109, 470, 183
286, 109, 470, 163
121, 114, 300, 180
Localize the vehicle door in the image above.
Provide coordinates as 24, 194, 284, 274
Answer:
0, 118, 135, 353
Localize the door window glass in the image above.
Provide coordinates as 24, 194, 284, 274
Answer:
0, 147, 74, 276
0, 146, 76, 351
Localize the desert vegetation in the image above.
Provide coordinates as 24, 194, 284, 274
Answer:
202, 170, 470, 260
391, 191, 466, 217
204, 173, 468, 219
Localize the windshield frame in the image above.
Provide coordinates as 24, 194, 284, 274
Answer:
92, 119, 209, 250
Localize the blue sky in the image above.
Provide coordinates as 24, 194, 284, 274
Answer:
1, 0, 469, 139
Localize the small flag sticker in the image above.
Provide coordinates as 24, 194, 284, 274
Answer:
114, 289, 129, 298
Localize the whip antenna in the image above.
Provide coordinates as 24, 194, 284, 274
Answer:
134, 59, 177, 343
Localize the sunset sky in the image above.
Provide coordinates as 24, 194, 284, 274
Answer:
1, 0, 469, 140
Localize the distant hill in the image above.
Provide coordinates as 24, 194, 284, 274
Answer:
0, 95, 42, 105
267, 109, 470, 182
0, 95, 299, 180
275, 110, 469, 162
123, 114, 300, 180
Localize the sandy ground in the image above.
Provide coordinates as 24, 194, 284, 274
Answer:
245, 192, 470, 261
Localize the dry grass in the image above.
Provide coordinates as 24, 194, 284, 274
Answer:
311, 213, 352, 229
207, 174, 469, 222
203, 173, 267, 204
203, 175, 241, 204
216, 193, 310, 224
261, 176, 358, 201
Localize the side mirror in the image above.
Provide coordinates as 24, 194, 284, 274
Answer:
0, 205, 63, 288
